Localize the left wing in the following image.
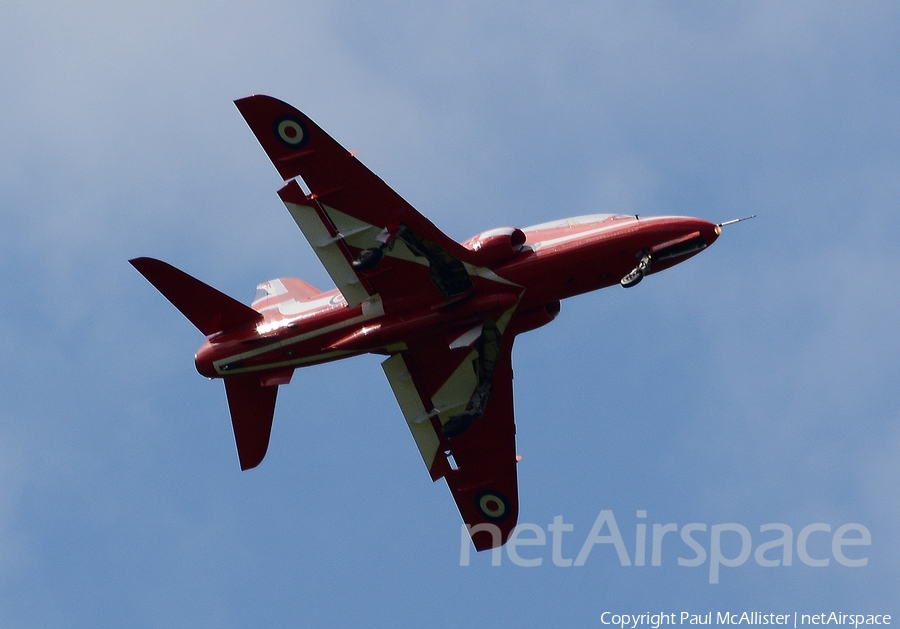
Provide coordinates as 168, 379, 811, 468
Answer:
237, 95, 523, 549
382, 327, 520, 551
235, 95, 481, 308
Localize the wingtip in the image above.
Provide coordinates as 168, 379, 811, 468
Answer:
233, 94, 293, 113
233, 94, 263, 107
128, 256, 158, 276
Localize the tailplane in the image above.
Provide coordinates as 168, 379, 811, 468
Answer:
224, 374, 278, 470
129, 257, 261, 336
131, 257, 277, 470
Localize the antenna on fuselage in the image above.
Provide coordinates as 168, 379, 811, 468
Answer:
715, 215, 756, 234
717, 215, 756, 228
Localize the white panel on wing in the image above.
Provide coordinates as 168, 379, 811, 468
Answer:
382, 354, 440, 471
283, 202, 370, 307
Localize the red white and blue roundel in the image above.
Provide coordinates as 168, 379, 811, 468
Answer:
273, 115, 309, 149
474, 490, 511, 522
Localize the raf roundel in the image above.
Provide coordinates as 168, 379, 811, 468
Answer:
475, 491, 511, 522
274, 115, 310, 149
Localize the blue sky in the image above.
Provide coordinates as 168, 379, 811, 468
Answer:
1, 1, 898, 626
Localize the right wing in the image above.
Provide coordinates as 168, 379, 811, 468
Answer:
237, 95, 525, 548
276, 180, 474, 307
236, 95, 483, 308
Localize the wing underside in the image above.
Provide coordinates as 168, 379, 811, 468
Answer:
277, 180, 476, 308
382, 321, 520, 551
236, 94, 523, 550
236, 95, 482, 308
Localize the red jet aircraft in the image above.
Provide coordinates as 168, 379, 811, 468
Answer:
132, 95, 743, 551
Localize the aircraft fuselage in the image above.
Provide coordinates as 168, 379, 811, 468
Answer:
194, 214, 719, 380
132, 93, 745, 548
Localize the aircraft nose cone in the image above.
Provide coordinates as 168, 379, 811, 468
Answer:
703, 219, 721, 247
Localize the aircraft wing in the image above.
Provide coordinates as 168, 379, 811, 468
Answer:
237, 95, 522, 549
382, 331, 520, 551
235, 95, 477, 308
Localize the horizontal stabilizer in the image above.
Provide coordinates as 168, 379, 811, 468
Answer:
223, 375, 278, 470
130, 257, 261, 336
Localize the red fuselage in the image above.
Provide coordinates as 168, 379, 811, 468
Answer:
131, 93, 739, 546
194, 214, 719, 380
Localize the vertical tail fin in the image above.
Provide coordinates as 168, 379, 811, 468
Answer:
129, 257, 261, 336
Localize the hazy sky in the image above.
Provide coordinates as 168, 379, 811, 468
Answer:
1, 1, 898, 626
